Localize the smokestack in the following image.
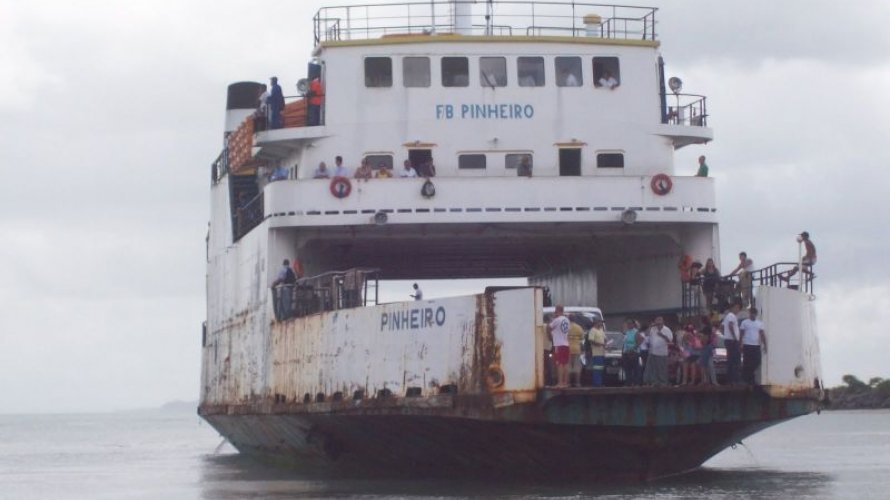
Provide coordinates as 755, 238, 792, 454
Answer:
224, 81, 264, 134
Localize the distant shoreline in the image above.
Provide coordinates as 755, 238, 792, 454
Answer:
827, 388, 890, 410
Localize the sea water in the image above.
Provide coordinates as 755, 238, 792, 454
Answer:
1, 409, 888, 499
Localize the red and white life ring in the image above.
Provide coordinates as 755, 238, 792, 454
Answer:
329, 176, 352, 198
650, 174, 673, 195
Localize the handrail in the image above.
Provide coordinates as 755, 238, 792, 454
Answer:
211, 148, 228, 185
752, 262, 815, 295
234, 192, 264, 241
681, 261, 815, 318
272, 268, 382, 321
313, 1, 658, 45
663, 93, 708, 127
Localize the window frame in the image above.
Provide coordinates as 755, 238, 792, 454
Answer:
517, 56, 545, 87
596, 152, 625, 169
555, 56, 583, 87
364, 57, 393, 88
441, 56, 470, 87
458, 154, 487, 169
364, 154, 394, 170
402, 56, 431, 88
479, 56, 507, 88
593, 56, 621, 89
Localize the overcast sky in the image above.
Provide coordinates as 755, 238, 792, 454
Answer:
1, 0, 887, 413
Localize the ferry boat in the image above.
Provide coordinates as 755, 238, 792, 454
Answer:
199, 1, 824, 480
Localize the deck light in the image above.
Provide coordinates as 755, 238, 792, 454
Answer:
621, 209, 637, 225
668, 76, 683, 94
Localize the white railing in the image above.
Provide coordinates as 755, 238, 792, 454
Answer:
263, 175, 715, 227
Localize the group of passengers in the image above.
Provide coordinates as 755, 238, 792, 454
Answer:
547, 303, 769, 389
618, 305, 766, 388
313, 156, 437, 180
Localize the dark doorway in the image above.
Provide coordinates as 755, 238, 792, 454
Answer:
559, 148, 581, 176
409, 149, 434, 176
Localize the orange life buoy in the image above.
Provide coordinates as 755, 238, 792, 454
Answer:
651, 174, 673, 195
329, 176, 352, 198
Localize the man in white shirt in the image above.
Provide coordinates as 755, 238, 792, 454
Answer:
740, 307, 767, 385
643, 316, 673, 386
399, 160, 417, 178
597, 70, 619, 89
548, 305, 571, 388
721, 301, 742, 384
333, 155, 350, 177
410, 283, 423, 301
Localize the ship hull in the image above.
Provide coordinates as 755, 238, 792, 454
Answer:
200, 387, 819, 481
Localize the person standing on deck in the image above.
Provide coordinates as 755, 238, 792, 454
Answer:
588, 319, 607, 387
548, 305, 571, 388
729, 252, 755, 307
721, 301, 743, 385
643, 316, 673, 386
333, 156, 350, 177
307, 75, 323, 126
696, 155, 709, 177
270, 259, 297, 321
567, 316, 585, 387
622, 319, 641, 386
268, 77, 285, 129
410, 283, 423, 301
740, 307, 768, 385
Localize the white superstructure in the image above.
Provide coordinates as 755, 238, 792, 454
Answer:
202, 0, 821, 428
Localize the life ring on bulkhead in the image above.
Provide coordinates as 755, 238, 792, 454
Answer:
329, 176, 352, 198
650, 173, 673, 195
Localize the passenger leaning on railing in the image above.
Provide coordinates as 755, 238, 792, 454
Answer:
271, 259, 297, 321
729, 251, 754, 307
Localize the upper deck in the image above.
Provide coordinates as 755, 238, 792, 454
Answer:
313, 1, 659, 47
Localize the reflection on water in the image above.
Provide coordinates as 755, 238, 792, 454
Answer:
199, 452, 835, 499
1, 410, 886, 499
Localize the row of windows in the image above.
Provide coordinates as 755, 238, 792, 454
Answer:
365, 56, 621, 89
360, 152, 625, 170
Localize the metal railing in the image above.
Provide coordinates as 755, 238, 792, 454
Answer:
663, 93, 708, 127
754, 262, 815, 295
272, 268, 381, 321
313, 1, 658, 45
234, 192, 264, 241
211, 148, 228, 185
681, 261, 815, 318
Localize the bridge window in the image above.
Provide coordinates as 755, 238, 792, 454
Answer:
458, 154, 487, 169
597, 152, 624, 168
518, 57, 545, 87
364, 154, 394, 170
479, 57, 507, 87
442, 57, 469, 87
505, 153, 532, 170
555, 57, 582, 87
365, 57, 392, 87
593, 57, 620, 89
403, 57, 430, 87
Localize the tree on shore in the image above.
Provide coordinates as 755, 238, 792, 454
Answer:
830, 374, 890, 409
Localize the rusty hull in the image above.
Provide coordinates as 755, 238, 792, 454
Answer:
199, 385, 821, 480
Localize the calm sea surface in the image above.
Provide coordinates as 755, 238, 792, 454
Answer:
0, 409, 887, 499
